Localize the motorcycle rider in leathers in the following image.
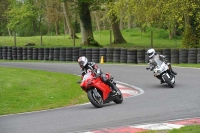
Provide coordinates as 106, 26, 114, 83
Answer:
146, 48, 177, 84
78, 56, 118, 95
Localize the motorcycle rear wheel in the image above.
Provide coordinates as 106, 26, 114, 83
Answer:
87, 89, 103, 108
163, 74, 174, 88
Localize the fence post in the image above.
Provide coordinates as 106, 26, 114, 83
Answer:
110, 30, 112, 46
14, 30, 16, 47
151, 31, 153, 48
40, 31, 42, 46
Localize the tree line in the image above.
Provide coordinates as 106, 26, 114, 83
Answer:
0, 0, 199, 48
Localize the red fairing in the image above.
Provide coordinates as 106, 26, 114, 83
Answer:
92, 77, 111, 100
80, 73, 111, 100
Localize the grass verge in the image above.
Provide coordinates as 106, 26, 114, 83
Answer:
142, 125, 200, 133
0, 66, 88, 115
173, 63, 200, 68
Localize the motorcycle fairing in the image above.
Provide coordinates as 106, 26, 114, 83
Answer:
92, 79, 111, 101
151, 55, 169, 76
81, 72, 111, 101
90, 85, 116, 104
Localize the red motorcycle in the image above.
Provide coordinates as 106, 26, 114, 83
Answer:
78, 72, 123, 108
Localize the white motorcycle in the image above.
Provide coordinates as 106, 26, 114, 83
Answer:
146, 56, 175, 88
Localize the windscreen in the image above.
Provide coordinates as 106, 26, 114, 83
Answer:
82, 72, 92, 82
151, 55, 163, 67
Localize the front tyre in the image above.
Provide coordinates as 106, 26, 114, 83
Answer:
163, 74, 174, 88
87, 89, 103, 108
113, 85, 123, 104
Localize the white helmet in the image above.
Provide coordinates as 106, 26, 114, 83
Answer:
78, 56, 88, 68
147, 48, 155, 58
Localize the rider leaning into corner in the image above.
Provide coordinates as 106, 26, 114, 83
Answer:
78, 56, 118, 95
146, 48, 177, 84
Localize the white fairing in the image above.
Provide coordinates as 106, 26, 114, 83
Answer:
151, 55, 168, 76
148, 55, 175, 87
153, 62, 168, 76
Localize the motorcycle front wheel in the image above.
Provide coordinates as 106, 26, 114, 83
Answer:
163, 74, 174, 88
87, 89, 103, 108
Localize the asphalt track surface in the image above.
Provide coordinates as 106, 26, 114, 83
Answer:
0, 62, 200, 133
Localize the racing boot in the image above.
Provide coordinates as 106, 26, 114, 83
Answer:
155, 75, 164, 84
160, 79, 165, 84
107, 80, 118, 96
167, 63, 177, 75
167, 70, 175, 82
171, 68, 177, 75
101, 73, 118, 96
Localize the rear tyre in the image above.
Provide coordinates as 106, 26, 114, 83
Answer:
163, 74, 174, 88
87, 89, 103, 108
113, 85, 123, 104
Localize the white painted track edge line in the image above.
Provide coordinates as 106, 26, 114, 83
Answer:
116, 81, 144, 96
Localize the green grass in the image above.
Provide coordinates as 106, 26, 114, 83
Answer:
169, 125, 200, 133
0, 35, 82, 48
142, 125, 200, 133
0, 66, 88, 115
0, 28, 183, 48
173, 64, 200, 68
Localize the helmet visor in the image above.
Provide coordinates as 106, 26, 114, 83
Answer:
147, 52, 153, 56
78, 61, 84, 67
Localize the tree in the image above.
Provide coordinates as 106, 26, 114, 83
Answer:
110, 13, 127, 44
107, 0, 127, 44
0, 0, 10, 36
182, 0, 200, 48
7, 0, 36, 36
92, 11, 101, 31
159, 0, 200, 47
6, 0, 48, 36
45, 0, 63, 35
61, 0, 78, 39
110, 0, 200, 48
78, 0, 100, 46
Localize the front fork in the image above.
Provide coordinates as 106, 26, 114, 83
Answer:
162, 73, 175, 83
92, 88, 101, 98
92, 88, 102, 104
